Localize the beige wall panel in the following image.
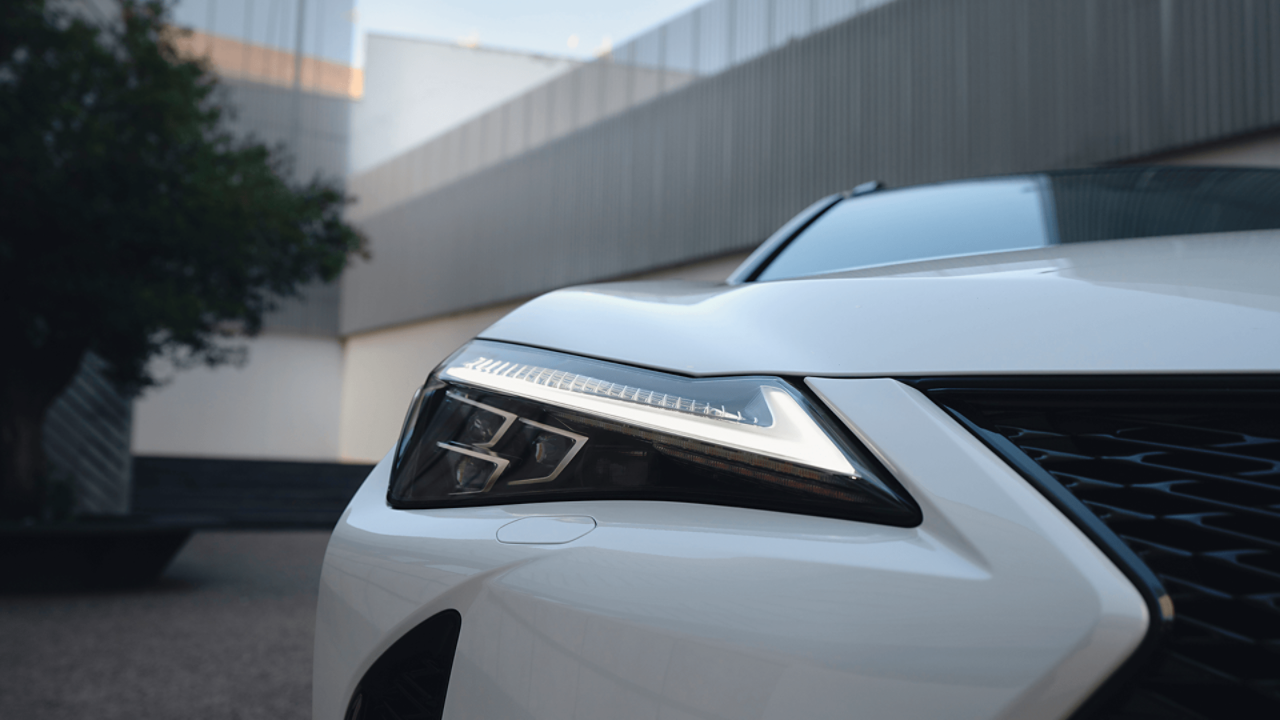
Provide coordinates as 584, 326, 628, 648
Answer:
132, 334, 344, 461
174, 30, 359, 99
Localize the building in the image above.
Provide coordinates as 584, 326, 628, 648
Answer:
334, 0, 1280, 463
48, 0, 1280, 513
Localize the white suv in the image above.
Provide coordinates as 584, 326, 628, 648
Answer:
314, 167, 1280, 720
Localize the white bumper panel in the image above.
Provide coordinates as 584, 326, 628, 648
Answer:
314, 379, 1147, 720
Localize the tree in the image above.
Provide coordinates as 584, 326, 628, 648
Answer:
0, 0, 364, 519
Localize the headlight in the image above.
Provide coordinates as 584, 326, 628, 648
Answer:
389, 341, 920, 526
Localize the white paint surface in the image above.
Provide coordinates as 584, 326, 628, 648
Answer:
132, 333, 344, 460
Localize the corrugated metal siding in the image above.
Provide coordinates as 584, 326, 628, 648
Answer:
345, 0, 891, 222
217, 78, 350, 183
42, 354, 134, 514
340, 0, 1280, 335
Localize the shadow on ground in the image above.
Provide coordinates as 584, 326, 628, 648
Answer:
0, 531, 330, 720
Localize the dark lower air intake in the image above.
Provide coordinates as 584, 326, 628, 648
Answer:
927, 384, 1280, 719
346, 610, 462, 720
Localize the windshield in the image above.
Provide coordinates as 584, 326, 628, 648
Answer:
756, 167, 1280, 281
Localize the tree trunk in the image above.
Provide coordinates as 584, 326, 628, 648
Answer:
0, 379, 51, 520
0, 346, 88, 521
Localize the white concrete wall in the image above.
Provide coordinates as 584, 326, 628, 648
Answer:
336, 251, 752, 462
350, 35, 579, 175
132, 333, 344, 461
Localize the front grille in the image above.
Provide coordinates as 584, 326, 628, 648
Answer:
929, 386, 1280, 719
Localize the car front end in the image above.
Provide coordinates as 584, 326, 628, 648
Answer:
314, 169, 1280, 720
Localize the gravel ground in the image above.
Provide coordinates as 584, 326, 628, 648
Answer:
0, 530, 332, 720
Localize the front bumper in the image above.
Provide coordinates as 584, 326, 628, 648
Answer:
313, 378, 1148, 720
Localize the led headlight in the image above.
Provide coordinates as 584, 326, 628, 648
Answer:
389, 341, 920, 526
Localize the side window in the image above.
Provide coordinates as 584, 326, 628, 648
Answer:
757, 178, 1053, 281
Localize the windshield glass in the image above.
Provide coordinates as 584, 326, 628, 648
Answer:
756, 167, 1280, 281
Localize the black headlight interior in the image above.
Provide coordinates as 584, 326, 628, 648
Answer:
389, 341, 920, 526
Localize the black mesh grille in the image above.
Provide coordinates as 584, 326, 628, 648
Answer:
931, 387, 1280, 719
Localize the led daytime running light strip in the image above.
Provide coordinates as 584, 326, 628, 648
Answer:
460, 357, 756, 423
443, 357, 858, 478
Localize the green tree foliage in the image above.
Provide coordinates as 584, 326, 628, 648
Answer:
0, 0, 365, 519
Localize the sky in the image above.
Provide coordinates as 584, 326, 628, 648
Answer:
351, 0, 708, 65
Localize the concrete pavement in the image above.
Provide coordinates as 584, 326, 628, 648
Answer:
0, 531, 331, 720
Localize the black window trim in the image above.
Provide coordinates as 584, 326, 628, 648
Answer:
725, 193, 844, 284
734, 166, 1280, 285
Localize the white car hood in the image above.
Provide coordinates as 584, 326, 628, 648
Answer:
480, 231, 1280, 377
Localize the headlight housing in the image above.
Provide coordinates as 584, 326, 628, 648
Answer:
389, 341, 920, 526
